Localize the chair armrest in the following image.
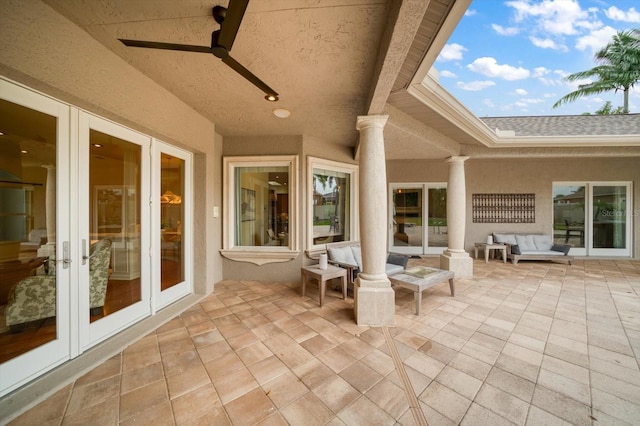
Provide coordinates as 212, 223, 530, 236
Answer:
328, 260, 357, 270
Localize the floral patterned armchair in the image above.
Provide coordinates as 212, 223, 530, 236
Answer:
5, 239, 112, 330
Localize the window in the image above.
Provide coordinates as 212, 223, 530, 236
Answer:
308, 157, 358, 252
221, 156, 299, 265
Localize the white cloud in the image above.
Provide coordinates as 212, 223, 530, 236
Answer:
515, 88, 528, 95
575, 26, 619, 52
543, 93, 556, 98
437, 43, 467, 62
465, 9, 477, 17
439, 70, 457, 78
506, 0, 590, 35
456, 80, 496, 91
533, 67, 551, 77
530, 36, 567, 50
467, 57, 530, 80
605, 6, 640, 23
492, 24, 519, 36
483, 99, 495, 108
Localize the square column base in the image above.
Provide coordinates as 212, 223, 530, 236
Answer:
440, 250, 473, 278
353, 277, 395, 326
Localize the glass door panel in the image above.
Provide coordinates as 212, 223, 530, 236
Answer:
427, 187, 447, 250
0, 80, 71, 396
553, 185, 586, 256
154, 142, 191, 309
80, 112, 151, 348
591, 184, 630, 256
390, 186, 423, 254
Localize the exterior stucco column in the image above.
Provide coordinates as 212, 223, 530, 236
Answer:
354, 115, 394, 326
440, 156, 473, 278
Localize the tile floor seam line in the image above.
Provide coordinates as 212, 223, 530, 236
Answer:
603, 279, 640, 373
381, 326, 428, 426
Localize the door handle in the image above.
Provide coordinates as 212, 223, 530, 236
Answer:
55, 241, 72, 269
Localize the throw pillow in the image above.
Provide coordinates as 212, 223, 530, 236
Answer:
551, 244, 570, 255
328, 246, 357, 266
387, 253, 409, 268
510, 244, 521, 255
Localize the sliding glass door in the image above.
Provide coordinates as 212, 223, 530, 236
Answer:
553, 182, 632, 257
389, 183, 447, 255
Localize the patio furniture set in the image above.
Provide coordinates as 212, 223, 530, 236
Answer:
302, 234, 573, 313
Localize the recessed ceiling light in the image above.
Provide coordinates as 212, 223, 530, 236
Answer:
20, 150, 28, 154
93, 143, 102, 148
273, 108, 291, 118
265, 94, 278, 102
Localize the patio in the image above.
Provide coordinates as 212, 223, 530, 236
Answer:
8, 257, 640, 425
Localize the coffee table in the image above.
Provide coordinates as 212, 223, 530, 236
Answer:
388, 266, 455, 315
301, 264, 347, 307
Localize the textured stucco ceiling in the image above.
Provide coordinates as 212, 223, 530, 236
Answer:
43, 0, 391, 147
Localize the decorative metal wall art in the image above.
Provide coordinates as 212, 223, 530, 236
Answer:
472, 193, 535, 223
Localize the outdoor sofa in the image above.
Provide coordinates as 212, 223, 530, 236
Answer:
493, 233, 573, 265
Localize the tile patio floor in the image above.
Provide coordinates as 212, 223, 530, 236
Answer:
7, 257, 640, 425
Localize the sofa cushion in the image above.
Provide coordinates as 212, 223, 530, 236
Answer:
533, 235, 553, 251
551, 244, 571, 255
515, 234, 536, 251
386, 263, 404, 276
328, 246, 357, 266
350, 246, 363, 270
387, 253, 409, 268
494, 233, 517, 245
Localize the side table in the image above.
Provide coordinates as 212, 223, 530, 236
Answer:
474, 243, 507, 263
301, 264, 347, 307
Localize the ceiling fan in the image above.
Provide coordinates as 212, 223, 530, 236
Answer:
119, 0, 279, 101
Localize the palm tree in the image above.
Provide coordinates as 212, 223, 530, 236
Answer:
553, 29, 640, 113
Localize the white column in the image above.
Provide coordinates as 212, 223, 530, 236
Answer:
354, 115, 394, 326
440, 156, 473, 278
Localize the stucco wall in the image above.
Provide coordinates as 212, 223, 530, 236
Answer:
388, 157, 639, 258
0, 1, 221, 291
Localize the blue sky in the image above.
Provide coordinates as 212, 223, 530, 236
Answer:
435, 0, 640, 117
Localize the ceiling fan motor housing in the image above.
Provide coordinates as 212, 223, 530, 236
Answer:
211, 30, 228, 58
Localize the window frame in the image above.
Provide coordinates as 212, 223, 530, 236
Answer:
307, 157, 358, 256
221, 155, 299, 265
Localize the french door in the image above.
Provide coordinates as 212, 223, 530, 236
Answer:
1, 79, 193, 396
389, 183, 447, 255
78, 112, 151, 348
152, 142, 192, 310
0, 80, 72, 394
553, 182, 632, 257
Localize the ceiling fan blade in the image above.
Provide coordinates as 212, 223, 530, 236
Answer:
217, 0, 249, 51
222, 55, 278, 98
119, 39, 213, 54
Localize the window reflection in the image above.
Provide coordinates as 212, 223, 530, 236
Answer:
161, 154, 184, 289
235, 166, 289, 247
0, 99, 57, 362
